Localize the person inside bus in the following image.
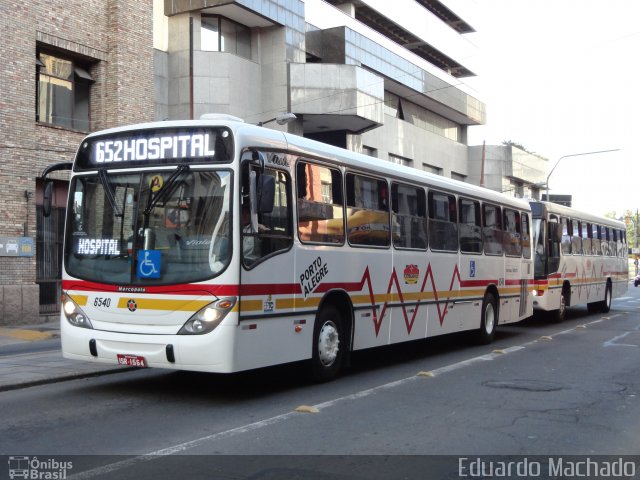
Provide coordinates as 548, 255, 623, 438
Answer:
241, 203, 269, 262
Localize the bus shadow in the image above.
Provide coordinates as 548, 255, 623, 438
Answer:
78, 305, 617, 401
77, 332, 505, 402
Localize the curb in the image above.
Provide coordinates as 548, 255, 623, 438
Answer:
0, 366, 138, 393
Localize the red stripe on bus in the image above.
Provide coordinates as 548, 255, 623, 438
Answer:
240, 283, 302, 295
62, 280, 240, 296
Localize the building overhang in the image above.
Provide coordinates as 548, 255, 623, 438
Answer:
290, 63, 384, 134
379, 72, 483, 126
164, 0, 282, 27
324, 0, 475, 77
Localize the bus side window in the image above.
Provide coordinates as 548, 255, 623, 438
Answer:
521, 212, 531, 259
459, 197, 482, 254
428, 191, 458, 252
620, 229, 627, 257
560, 217, 572, 255
592, 224, 602, 256
482, 204, 502, 255
346, 173, 390, 247
392, 182, 427, 250
296, 160, 344, 245
582, 222, 592, 255
503, 209, 522, 257
571, 220, 582, 255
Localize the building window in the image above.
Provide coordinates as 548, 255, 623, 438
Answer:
451, 172, 466, 182
422, 163, 442, 176
202, 15, 251, 59
388, 153, 412, 167
36, 52, 93, 131
362, 145, 377, 158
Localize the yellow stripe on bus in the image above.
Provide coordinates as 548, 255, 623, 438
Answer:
116, 298, 210, 312
70, 295, 88, 306
239, 288, 510, 313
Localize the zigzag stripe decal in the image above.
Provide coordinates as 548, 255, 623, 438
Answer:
353, 263, 465, 337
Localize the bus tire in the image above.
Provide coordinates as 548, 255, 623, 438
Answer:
310, 305, 344, 382
551, 288, 568, 323
600, 283, 612, 313
477, 292, 497, 345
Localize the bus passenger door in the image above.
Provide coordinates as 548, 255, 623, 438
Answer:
237, 154, 303, 370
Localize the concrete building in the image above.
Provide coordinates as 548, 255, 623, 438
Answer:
153, 0, 484, 180
467, 144, 548, 199
1, 0, 485, 324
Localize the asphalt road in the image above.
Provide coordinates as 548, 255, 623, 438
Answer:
2, 286, 640, 479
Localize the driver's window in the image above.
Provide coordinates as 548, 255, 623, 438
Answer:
241, 153, 293, 268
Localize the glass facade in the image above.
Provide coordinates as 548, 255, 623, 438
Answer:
201, 16, 252, 59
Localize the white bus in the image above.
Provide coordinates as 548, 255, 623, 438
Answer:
530, 200, 628, 321
43, 115, 533, 381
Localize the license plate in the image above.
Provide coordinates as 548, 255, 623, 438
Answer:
117, 354, 147, 367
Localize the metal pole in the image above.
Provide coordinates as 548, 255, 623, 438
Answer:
545, 148, 620, 202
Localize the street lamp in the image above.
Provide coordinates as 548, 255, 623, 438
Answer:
257, 113, 297, 127
545, 148, 620, 201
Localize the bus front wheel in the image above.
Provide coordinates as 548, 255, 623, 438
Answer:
551, 289, 568, 323
310, 305, 344, 382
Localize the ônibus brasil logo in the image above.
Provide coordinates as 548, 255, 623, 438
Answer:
8, 456, 73, 479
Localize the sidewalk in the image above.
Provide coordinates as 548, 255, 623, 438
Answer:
0, 321, 125, 392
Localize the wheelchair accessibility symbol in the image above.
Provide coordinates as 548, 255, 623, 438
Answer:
137, 250, 161, 279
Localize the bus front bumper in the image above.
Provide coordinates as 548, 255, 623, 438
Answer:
60, 318, 236, 373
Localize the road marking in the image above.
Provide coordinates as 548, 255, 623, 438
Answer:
603, 319, 640, 348
69, 345, 528, 479
604, 332, 638, 348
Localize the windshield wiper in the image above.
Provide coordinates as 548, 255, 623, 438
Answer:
98, 168, 123, 217
144, 164, 190, 216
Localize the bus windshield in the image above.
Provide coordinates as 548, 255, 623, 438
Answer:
65, 169, 232, 285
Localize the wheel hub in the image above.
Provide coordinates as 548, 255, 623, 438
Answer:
484, 304, 495, 333
318, 321, 340, 366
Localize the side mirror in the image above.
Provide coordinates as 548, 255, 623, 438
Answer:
257, 175, 275, 214
43, 181, 54, 218
41, 161, 73, 218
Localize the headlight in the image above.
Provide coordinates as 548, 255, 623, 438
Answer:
178, 297, 236, 335
62, 294, 93, 329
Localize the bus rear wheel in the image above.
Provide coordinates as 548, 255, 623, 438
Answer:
600, 283, 612, 313
477, 292, 497, 344
310, 305, 344, 382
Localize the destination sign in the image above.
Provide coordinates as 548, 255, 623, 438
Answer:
74, 127, 234, 170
